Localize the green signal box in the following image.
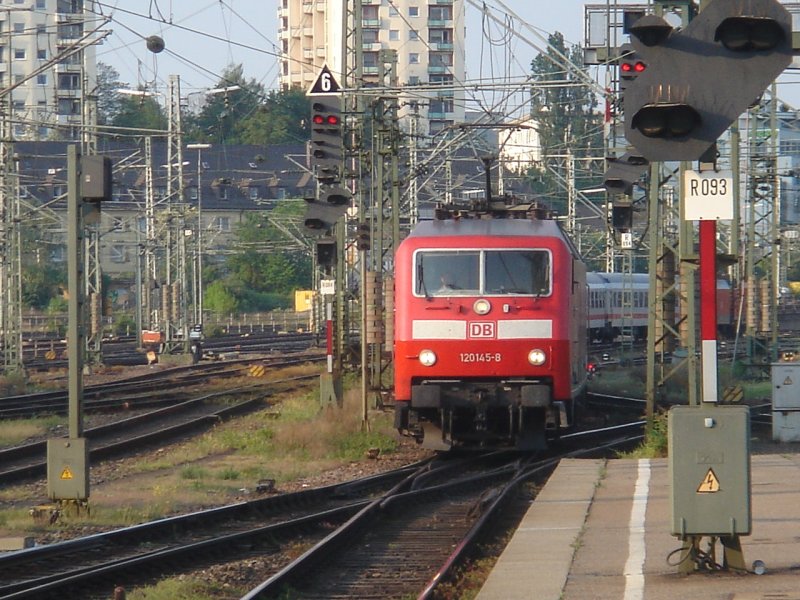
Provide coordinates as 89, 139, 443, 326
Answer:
668, 405, 750, 537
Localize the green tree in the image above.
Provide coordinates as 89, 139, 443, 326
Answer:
112, 93, 167, 132
237, 88, 311, 145
95, 62, 124, 125
186, 64, 266, 145
529, 32, 603, 208
203, 280, 239, 314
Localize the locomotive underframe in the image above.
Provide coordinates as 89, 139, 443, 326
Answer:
397, 377, 570, 450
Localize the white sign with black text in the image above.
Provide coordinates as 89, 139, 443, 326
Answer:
684, 170, 734, 221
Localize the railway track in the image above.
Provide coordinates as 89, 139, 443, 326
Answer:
0, 353, 324, 420
0, 427, 644, 599
242, 427, 643, 599
0, 368, 320, 485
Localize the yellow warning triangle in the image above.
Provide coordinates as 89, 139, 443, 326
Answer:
60, 466, 74, 480
697, 468, 720, 493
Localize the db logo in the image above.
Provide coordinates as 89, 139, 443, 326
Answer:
469, 322, 495, 338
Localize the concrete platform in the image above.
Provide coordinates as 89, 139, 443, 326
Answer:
477, 455, 800, 600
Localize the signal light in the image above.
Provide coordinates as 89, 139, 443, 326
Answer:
715, 17, 785, 52
310, 98, 343, 174
622, 0, 791, 162
356, 222, 371, 251
620, 61, 646, 76
631, 103, 701, 139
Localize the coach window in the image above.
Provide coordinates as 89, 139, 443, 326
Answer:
485, 250, 549, 295
416, 250, 479, 296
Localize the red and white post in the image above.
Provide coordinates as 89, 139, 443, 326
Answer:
699, 218, 718, 403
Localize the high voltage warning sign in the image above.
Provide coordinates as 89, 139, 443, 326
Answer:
60, 466, 74, 480
697, 468, 720, 493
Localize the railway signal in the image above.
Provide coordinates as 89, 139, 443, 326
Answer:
623, 0, 792, 161
310, 97, 343, 175
618, 43, 646, 92
603, 152, 648, 197
356, 222, 371, 251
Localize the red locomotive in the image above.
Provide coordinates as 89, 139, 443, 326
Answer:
393, 211, 588, 450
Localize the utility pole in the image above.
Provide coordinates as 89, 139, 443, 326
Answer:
165, 74, 188, 353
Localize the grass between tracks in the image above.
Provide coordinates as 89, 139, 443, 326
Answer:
0, 365, 400, 538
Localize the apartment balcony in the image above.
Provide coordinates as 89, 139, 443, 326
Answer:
362, 42, 383, 51
291, 27, 303, 38
432, 0, 454, 4
428, 111, 447, 119
316, 47, 327, 57
427, 19, 453, 28
303, 48, 313, 60
303, 2, 313, 13
316, 1, 325, 11
427, 65, 449, 74
363, 66, 379, 75
362, 19, 381, 28
433, 42, 454, 51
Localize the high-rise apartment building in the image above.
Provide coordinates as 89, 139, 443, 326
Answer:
277, 0, 465, 137
0, 0, 96, 141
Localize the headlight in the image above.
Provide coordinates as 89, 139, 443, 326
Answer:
528, 349, 546, 366
419, 349, 437, 367
473, 298, 491, 315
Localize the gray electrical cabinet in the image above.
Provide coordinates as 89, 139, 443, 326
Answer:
668, 405, 750, 537
772, 363, 800, 442
47, 437, 89, 500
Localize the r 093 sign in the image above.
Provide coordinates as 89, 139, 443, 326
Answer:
684, 170, 733, 221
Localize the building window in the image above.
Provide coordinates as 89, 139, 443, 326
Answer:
12, 100, 24, 110
53, 184, 64, 198
409, 53, 419, 64
218, 186, 227, 200
362, 5, 378, 20
429, 29, 453, 44
36, 0, 47, 7
409, 30, 419, 41
111, 216, 126, 231
14, 48, 25, 60
389, 29, 398, 41
363, 28, 379, 44
37, 24, 46, 34
137, 216, 147, 232
37, 49, 47, 60
58, 97, 80, 114
409, 6, 419, 17
36, 74, 46, 85
213, 216, 231, 231
429, 5, 452, 20
249, 186, 259, 200
58, 73, 80, 89
408, 76, 420, 85
13, 23, 24, 34
430, 98, 454, 113
430, 52, 453, 67
389, 6, 398, 16
430, 74, 454, 86
188, 186, 198, 200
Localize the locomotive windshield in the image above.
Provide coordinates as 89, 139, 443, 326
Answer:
415, 249, 550, 297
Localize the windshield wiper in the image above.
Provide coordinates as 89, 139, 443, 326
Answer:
417, 263, 431, 300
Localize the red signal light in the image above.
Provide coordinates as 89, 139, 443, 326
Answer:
621, 61, 646, 76
312, 114, 325, 125
326, 115, 339, 125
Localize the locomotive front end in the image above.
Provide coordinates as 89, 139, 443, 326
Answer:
393, 219, 587, 451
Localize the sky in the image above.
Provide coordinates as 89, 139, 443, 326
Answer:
91, 0, 800, 110
92, 0, 587, 94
